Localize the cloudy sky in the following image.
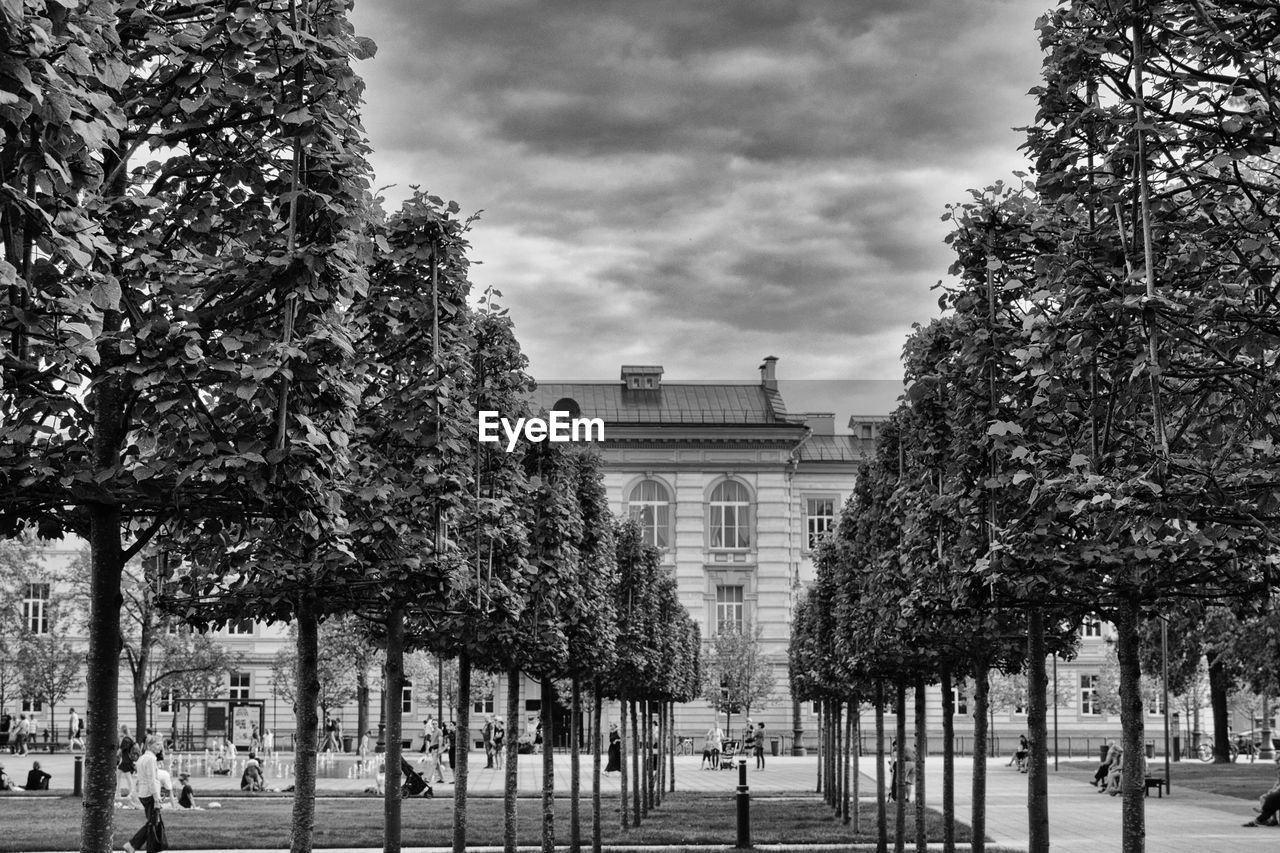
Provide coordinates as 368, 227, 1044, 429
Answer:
348, 1, 1046, 413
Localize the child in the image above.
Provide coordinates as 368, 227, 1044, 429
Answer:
177, 772, 196, 809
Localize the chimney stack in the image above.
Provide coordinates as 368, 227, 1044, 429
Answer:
759, 355, 778, 391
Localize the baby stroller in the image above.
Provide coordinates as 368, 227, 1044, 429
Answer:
400, 758, 434, 799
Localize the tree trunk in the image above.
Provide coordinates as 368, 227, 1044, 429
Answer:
630, 699, 641, 827
941, 665, 955, 853
504, 666, 520, 853
1116, 599, 1147, 853
653, 701, 663, 808
80, 504, 124, 853
852, 702, 861, 833
382, 607, 405, 853
570, 678, 581, 853
843, 700, 853, 826
914, 677, 927, 853
357, 670, 370, 756
132, 641, 150, 746
1027, 607, 1049, 853
541, 677, 555, 853
591, 681, 603, 853
875, 680, 887, 853
619, 691, 629, 830
895, 681, 906, 853
292, 594, 321, 853
453, 652, 471, 853
668, 701, 675, 793
1207, 651, 1233, 763
815, 699, 822, 795
972, 659, 989, 853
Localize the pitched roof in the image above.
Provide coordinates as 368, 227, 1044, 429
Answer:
795, 434, 873, 463
532, 382, 796, 426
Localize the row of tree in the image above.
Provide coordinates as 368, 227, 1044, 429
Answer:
0, 4, 708, 853
792, 3, 1280, 853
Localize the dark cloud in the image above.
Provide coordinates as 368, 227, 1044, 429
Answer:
349, 0, 1045, 388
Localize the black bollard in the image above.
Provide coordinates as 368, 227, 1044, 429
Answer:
735, 758, 751, 848
74, 755, 83, 797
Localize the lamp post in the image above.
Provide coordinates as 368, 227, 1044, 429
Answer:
1261, 694, 1274, 761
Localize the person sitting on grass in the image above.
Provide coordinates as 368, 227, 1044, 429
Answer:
23, 760, 51, 791
0, 763, 15, 791
1244, 754, 1280, 827
240, 755, 265, 792
177, 773, 197, 809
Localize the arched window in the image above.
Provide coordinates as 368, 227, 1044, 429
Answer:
627, 480, 671, 548
708, 480, 752, 550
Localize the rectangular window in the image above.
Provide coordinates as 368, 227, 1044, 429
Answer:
229, 672, 250, 700
711, 504, 747, 545
953, 685, 968, 716
1082, 620, 1103, 638
1145, 687, 1165, 716
22, 583, 50, 634
805, 497, 836, 551
1080, 674, 1101, 715
159, 689, 177, 713
22, 698, 44, 713
226, 618, 254, 635
401, 682, 413, 714
473, 696, 495, 714
715, 585, 744, 632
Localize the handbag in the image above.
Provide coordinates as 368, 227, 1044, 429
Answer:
145, 812, 168, 853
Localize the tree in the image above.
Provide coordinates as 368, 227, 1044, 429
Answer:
18, 632, 83, 739
702, 622, 776, 734
1, 5, 377, 851
270, 622, 362, 722
157, 631, 234, 744
0, 536, 54, 714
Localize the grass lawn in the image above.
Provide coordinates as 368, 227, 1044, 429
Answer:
0, 792, 976, 850
1057, 759, 1278, 801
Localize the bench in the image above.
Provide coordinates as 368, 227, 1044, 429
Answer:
1144, 775, 1166, 798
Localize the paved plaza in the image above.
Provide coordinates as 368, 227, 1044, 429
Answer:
7, 750, 1279, 850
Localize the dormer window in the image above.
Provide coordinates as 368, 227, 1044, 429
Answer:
621, 365, 663, 390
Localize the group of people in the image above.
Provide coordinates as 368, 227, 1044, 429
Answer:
118, 732, 199, 853
117, 725, 198, 810
0, 708, 86, 754
697, 721, 769, 770
415, 717, 455, 784
481, 715, 506, 769
0, 759, 51, 791
1090, 739, 1147, 796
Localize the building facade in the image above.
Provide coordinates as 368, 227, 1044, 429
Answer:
2, 358, 1218, 755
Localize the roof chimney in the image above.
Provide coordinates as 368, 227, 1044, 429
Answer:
759, 355, 778, 391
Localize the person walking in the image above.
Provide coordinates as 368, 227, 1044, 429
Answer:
492, 718, 506, 770
483, 715, 496, 768
123, 735, 166, 853
118, 726, 138, 808
754, 722, 766, 770
702, 724, 722, 769
70, 714, 85, 752
67, 709, 80, 747
605, 723, 621, 772
14, 714, 30, 756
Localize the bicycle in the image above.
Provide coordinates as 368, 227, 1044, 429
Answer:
1198, 741, 1240, 762
675, 736, 695, 756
